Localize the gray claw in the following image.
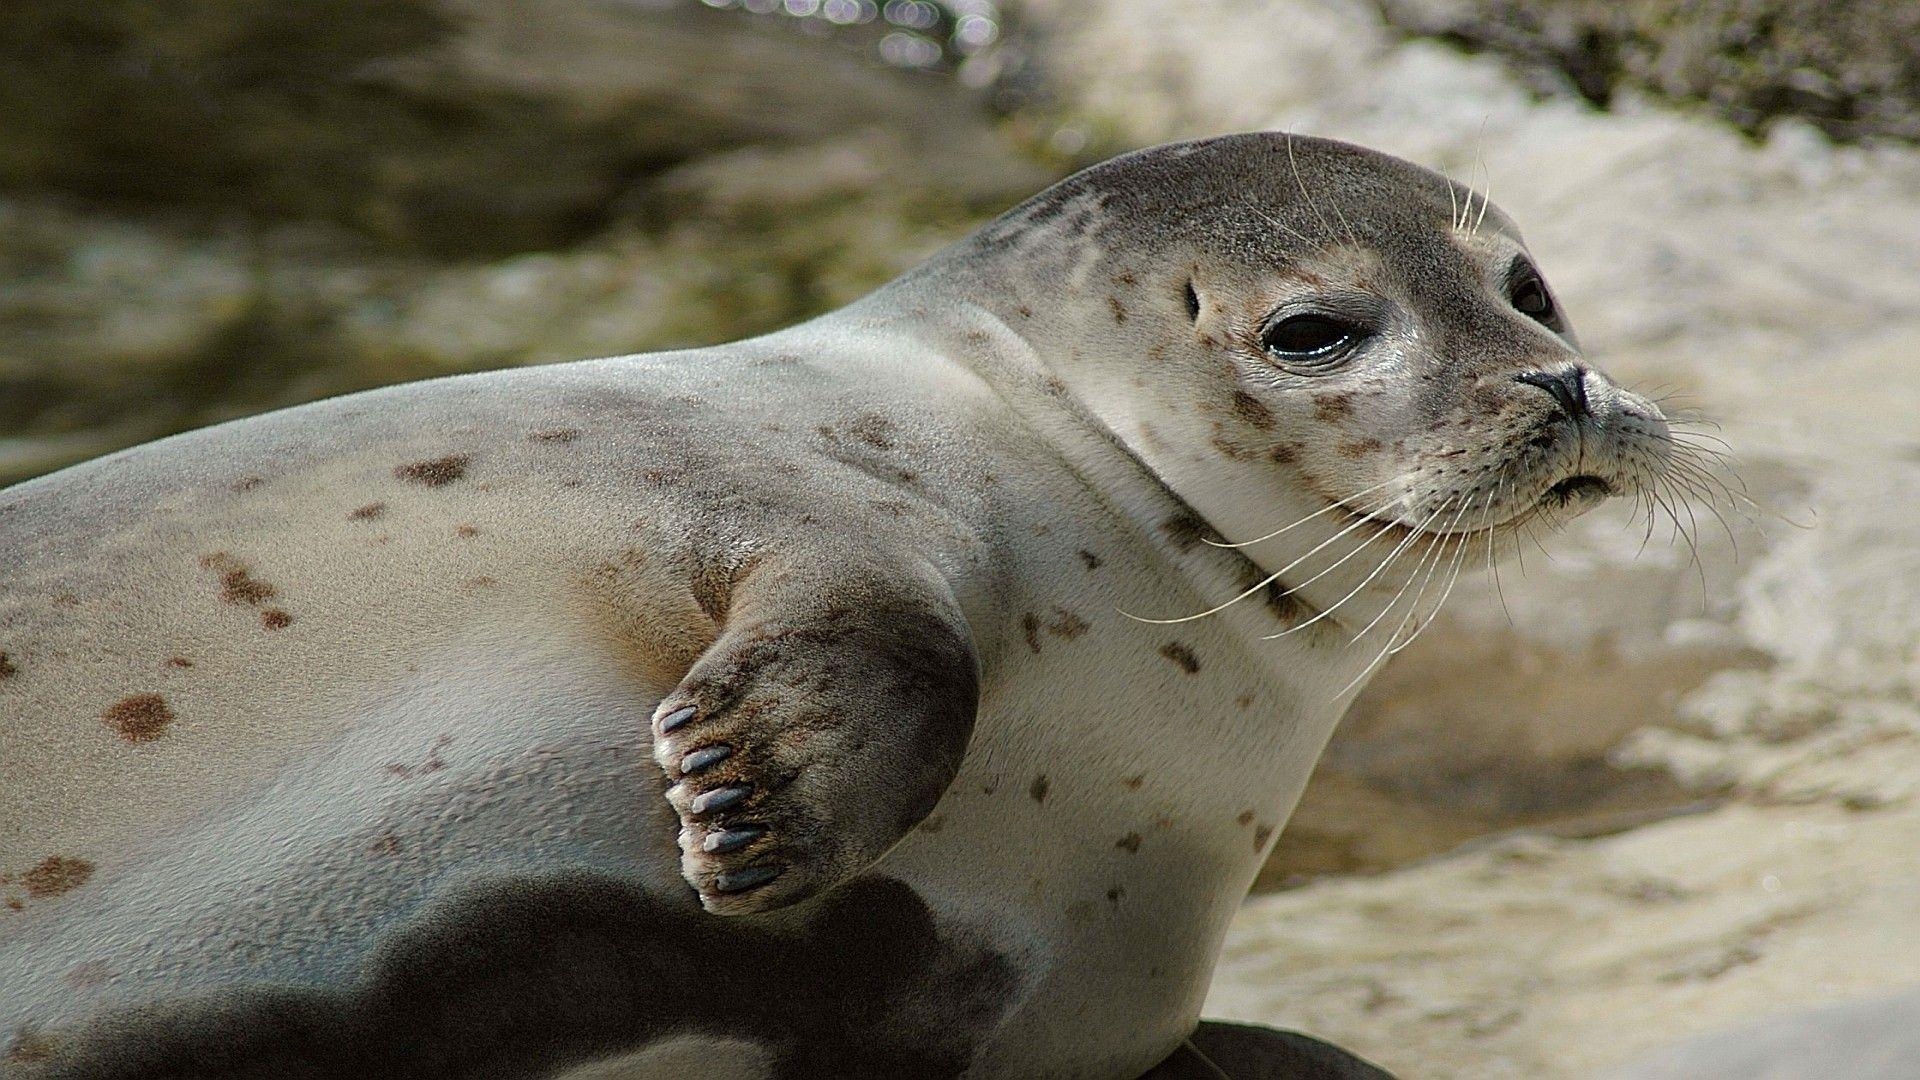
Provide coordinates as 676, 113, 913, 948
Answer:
657, 704, 697, 733
703, 824, 766, 854
680, 744, 733, 775
713, 864, 780, 893
690, 784, 752, 815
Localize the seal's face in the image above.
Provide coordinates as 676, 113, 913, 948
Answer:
1000, 134, 1675, 630
1189, 197, 1671, 540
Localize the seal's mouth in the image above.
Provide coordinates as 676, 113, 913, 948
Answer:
1542, 474, 1612, 507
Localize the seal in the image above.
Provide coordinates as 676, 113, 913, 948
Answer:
0, 132, 1672, 1078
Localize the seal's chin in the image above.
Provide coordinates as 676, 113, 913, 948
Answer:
1541, 474, 1612, 510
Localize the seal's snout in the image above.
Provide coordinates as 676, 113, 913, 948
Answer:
1514, 366, 1591, 422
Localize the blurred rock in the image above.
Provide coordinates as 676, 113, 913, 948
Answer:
1607, 986, 1920, 1079
0, 0, 1059, 483
0, 0, 1038, 257
1373, 0, 1920, 144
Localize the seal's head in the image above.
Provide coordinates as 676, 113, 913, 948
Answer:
954, 132, 1673, 631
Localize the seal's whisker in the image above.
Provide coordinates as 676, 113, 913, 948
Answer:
1385, 497, 1478, 653
1205, 475, 1407, 548
1286, 134, 1354, 248
1260, 497, 1451, 640
1247, 204, 1317, 248
1335, 506, 1463, 698
1397, 490, 1497, 655
1343, 498, 1460, 646
1471, 170, 1494, 238
1661, 461, 1744, 556
1119, 488, 1407, 625
1487, 478, 1516, 627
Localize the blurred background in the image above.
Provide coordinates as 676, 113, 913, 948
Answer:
3, 1, 1917, 1075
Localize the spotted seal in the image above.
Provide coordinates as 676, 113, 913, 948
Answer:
0, 132, 1671, 1078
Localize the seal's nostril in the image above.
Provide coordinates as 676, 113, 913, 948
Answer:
1515, 367, 1590, 421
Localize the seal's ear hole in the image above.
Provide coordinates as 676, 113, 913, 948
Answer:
1184, 279, 1201, 322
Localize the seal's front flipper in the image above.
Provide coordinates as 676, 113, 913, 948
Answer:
649, 553, 978, 915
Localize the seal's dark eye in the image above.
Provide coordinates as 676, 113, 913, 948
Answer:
1260, 313, 1361, 366
1509, 265, 1556, 324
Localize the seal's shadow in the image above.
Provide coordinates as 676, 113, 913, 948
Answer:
52, 874, 1017, 1079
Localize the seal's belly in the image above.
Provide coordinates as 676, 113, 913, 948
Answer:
0, 622, 1017, 1078
0, 608, 1274, 1080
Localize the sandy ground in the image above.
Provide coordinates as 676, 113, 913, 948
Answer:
1027, 0, 1920, 1074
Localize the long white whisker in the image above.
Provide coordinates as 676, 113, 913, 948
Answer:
1385, 497, 1476, 650
1261, 499, 1451, 640
1118, 488, 1405, 625
1392, 493, 1490, 655
1204, 476, 1406, 548
1343, 500, 1458, 646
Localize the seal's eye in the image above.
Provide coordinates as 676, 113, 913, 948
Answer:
1508, 263, 1556, 325
1260, 313, 1362, 367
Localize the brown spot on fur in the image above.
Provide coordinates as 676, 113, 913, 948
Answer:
1236, 810, 1255, 827
231, 476, 264, 493
1116, 833, 1142, 853
53, 593, 79, 607
1016, 305, 1033, 318
1045, 608, 1089, 639
22, 856, 93, 898
1253, 824, 1275, 851
3, 898, 20, 911
369, 832, 402, 857
0, 652, 14, 680
1269, 442, 1298, 464
1106, 886, 1124, 906
1234, 694, 1254, 709
1076, 549, 1102, 570
348, 502, 386, 520
103, 693, 173, 742
221, 569, 273, 605
1262, 582, 1306, 624
1107, 296, 1128, 323
1160, 512, 1222, 552
1043, 376, 1068, 397
1336, 438, 1384, 458
1210, 430, 1258, 461
1123, 774, 1144, 790
1230, 390, 1276, 429
455, 524, 480, 538
202, 553, 275, 606
465, 575, 499, 589
166, 656, 193, 669
261, 609, 292, 630
1021, 614, 1043, 654
1114, 270, 1138, 286
1158, 642, 1201, 674
1313, 394, 1354, 422
1029, 775, 1050, 803
394, 454, 470, 487
529, 427, 581, 443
